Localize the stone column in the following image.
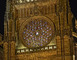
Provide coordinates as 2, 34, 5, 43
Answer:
64, 35, 70, 55
56, 36, 62, 60
64, 35, 73, 60
3, 42, 8, 60
11, 41, 16, 60
56, 36, 61, 55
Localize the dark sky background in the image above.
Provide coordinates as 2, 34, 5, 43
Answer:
0, 0, 77, 40
0, 0, 6, 35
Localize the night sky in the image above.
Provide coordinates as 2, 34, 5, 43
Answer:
0, 0, 6, 35
0, 0, 77, 34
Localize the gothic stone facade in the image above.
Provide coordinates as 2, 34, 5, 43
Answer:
4, 0, 74, 60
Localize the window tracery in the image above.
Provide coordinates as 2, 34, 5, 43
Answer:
20, 17, 55, 48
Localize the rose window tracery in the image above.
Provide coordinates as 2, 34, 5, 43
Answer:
20, 16, 55, 48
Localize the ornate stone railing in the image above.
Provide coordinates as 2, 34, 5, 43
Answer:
15, 0, 47, 4
16, 45, 57, 54
14, 0, 56, 4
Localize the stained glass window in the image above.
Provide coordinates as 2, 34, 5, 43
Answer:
21, 19, 55, 48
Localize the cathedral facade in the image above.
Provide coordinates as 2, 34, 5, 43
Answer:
3, 0, 74, 60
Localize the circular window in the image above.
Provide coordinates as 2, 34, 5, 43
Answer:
20, 16, 55, 48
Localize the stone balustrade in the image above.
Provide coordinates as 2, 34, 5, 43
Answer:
16, 45, 57, 54
15, 0, 53, 4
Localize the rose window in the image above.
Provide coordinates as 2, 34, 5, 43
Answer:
20, 16, 55, 48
